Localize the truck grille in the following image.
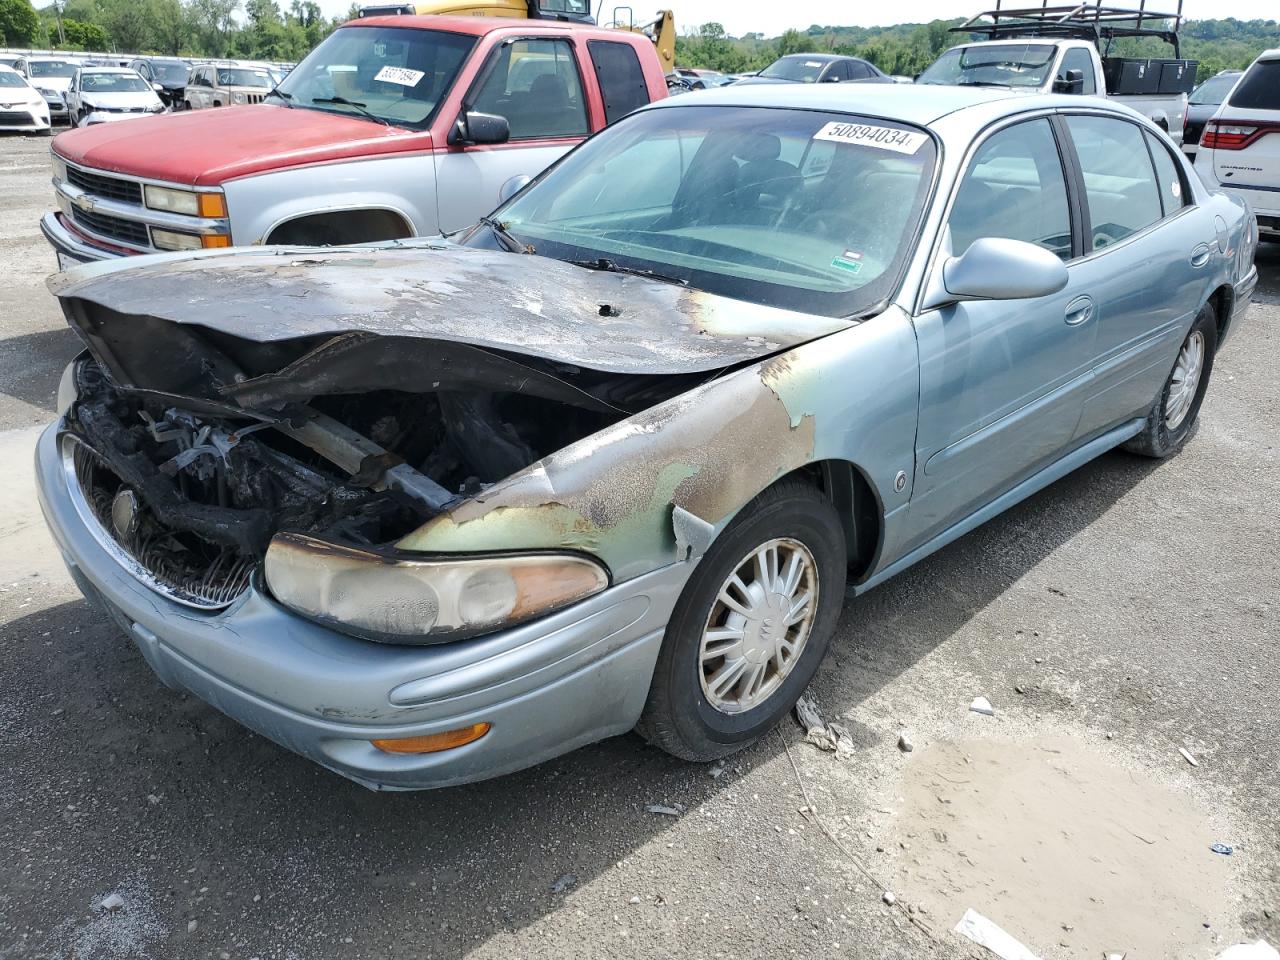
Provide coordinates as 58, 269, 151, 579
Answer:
71, 206, 150, 247
246, 93, 265, 104
65, 165, 144, 205
70, 440, 255, 609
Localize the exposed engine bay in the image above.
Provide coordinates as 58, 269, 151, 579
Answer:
63, 322, 702, 608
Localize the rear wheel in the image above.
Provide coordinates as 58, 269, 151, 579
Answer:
1124, 302, 1217, 458
637, 482, 846, 761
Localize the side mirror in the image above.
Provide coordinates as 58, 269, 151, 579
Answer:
1053, 68, 1085, 94
821, 74, 841, 83
452, 110, 510, 146
923, 237, 1068, 309
152, 82, 164, 92
498, 173, 531, 203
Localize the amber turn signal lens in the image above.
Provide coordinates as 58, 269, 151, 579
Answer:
197, 192, 228, 218
200, 234, 232, 249
371, 722, 491, 755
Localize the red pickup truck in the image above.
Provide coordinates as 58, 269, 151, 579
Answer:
43, 15, 668, 266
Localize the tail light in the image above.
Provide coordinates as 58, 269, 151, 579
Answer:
1201, 122, 1259, 150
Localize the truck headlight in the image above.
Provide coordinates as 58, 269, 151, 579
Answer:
151, 227, 206, 251
232, 91, 246, 104
143, 184, 227, 218
264, 533, 609, 644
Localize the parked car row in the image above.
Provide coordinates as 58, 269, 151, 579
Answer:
0, 50, 294, 128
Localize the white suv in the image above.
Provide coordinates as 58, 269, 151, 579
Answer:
1196, 49, 1280, 240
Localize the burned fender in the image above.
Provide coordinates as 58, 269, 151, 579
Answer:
398, 307, 922, 583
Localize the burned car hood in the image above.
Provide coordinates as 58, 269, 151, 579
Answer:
49, 242, 850, 377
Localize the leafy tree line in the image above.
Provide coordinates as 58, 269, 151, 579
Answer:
0, 0, 362, 60
677, 17, 1279, 82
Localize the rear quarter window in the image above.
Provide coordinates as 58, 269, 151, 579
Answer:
1228, 60, 1280, 110
587, 40, 650, 125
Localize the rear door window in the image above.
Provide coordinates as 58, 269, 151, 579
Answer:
587, 40, 650, 125
1227, 60, 1280, 110
1065, 115, 1163, 249
470, 38, 588, 140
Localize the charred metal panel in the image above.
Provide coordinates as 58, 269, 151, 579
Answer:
50, 243, 850, 376
399, 309, 922, 583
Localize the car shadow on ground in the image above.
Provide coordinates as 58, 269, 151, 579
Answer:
0, 443, 1161, 956
0, 326, 81, 415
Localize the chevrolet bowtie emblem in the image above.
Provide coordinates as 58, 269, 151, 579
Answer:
73, 193, 94, 213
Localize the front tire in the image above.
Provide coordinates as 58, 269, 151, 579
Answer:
1124, 302, 1217, 458
637, 481, 846, 761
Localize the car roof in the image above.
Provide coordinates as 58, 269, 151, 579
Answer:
776, 53, 843, 63
1257, 49, 1280, 62
80, 66, 138, 73
0, 64, 18, 73
646, 82, 1037, 126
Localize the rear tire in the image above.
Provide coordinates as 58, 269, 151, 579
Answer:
1124, 302, 1217, 458
636, 481, 846, 761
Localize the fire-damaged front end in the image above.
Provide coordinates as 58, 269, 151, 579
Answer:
37, 242, 864, 789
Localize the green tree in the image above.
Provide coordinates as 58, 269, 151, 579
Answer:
0, 0, 40, 45
148, 0, 189, 55
99, 0, 152, 51
189, 0, 240, 55
60, 16, 108, 47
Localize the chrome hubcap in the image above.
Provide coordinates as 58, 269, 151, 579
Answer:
699, 537, 818, 715
1164, 330, 1204, 431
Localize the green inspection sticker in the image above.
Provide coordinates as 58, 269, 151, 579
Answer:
830, 255, 862, 274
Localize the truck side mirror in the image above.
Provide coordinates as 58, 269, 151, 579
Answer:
451, 110, 510, 146
1054, 69, 1085, 94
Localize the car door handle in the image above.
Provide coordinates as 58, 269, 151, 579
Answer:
1064, 295, 1094, 327
1190, 243, 1212, 267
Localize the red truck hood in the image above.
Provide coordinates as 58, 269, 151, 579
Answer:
52, 104, 433, 187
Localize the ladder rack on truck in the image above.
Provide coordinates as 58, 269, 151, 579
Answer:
953, 1, 1185, 58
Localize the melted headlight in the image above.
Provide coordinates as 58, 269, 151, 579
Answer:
264, 533, 609, 644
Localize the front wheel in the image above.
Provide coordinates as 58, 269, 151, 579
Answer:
1124, 302, 1217, 458
637, 481, 846, 761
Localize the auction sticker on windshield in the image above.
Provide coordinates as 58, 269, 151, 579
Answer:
374, 65, 425, 87
813, 122, 927, 155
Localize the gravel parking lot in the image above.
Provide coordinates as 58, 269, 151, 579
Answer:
1, 131, 1277, 960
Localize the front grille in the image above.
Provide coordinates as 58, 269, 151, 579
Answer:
246, 93, 265, 104
0, 111, 34, 124
71, 206, 150, 247
71, 442, 255, 608
1259, 215, 1279, 233
65, 164, 144, 205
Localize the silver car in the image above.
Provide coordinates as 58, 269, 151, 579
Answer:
38, 85, 1257, 790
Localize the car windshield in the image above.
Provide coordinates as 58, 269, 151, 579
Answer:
150, 61, 190, 84
30, 61, 78, 78
274, 26, 476, 128
0, 72, 27, 88
82, 73, 151, 93
218, 68, 272, 88
482, 105, 937, 318
918, 44, 1057, 88
759, 57, 828, 82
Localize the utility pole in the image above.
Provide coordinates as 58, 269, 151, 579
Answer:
53, 0, 66, 46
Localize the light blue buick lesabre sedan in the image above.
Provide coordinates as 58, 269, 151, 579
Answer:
39, 85, 1257, 789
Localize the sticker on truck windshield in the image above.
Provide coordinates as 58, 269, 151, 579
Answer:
813, 121, 927, 155
374, 65, 425, 87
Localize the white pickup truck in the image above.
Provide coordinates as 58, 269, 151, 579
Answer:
918, 3, 1197, 145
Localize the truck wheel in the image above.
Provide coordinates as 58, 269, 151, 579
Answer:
636, 481, 846, 761
1124, 302, 1217, 458
183, 100, 192, 110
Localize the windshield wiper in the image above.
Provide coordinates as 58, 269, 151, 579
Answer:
310, 95, 390, 126
956, 79, 1015, 87
266, 87, 293, 108
478, 216, 531, 254
570, 257, 688, 286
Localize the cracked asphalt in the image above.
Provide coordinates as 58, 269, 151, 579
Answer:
0, 133, 1277, 960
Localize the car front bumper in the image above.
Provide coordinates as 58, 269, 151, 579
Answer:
41, 211, 129, 267
79, 110, 161, 126
35, 422, 687, 790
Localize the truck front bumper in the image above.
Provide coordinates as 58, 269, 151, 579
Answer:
35, 422, 686, 790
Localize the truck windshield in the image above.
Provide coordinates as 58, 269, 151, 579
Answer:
482, 105, 938, 318
217, 68, 272, 88
759, 57, 829, 83
918, 44, 1057, 88
274, 25, 476, 129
